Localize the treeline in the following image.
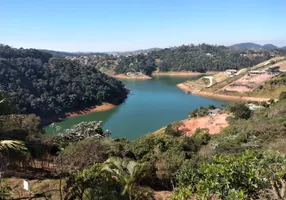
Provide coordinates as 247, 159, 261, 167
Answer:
151, 44, 272, 72
0, 45, 128, 118
115, 54, 157, 76
115, 44, 276, 75
40, 49, 107, 57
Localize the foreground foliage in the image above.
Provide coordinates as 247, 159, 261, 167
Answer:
173, 151, 286, 199
1, 90, 286, 199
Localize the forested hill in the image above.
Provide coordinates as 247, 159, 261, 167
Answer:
0, 45, 128, 118
115, 44, 274, 74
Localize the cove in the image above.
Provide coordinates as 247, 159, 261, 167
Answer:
44, 76, 226, 140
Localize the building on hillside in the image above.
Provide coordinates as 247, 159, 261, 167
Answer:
248, 70, 265, 76
208, 108, 223, 116
225, 69, 238, 76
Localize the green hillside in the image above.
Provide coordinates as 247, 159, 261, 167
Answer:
0, 45, 128, 118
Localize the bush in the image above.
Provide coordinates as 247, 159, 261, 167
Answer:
228, 103, 251, 119
164, 122, 183, 136
64, 163, 122, 200
58, 138, 122, 172
173, 151, 286, 199
279, 91, 286, 100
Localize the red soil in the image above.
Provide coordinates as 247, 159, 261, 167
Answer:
179, 113, 229, 135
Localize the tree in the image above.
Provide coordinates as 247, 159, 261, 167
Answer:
0, 92, 12, 115
102, 157, 146, 199
228, 103, 251, 119
0, 140, 30, 170
64, 164, 121, 200
164, 122, 183, 136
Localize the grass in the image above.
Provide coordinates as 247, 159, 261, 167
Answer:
6, 178, 62, 199
247, 73, 286, 98
251, 56, 286, 70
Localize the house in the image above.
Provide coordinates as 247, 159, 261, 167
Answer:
208, 108, 222, 116
248, 70, 265, 76
225, 69, 238, 76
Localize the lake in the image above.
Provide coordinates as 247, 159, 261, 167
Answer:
44, 76, 226, 139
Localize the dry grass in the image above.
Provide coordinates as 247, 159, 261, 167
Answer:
280, 62, 286, 70
5, 178, 62, 199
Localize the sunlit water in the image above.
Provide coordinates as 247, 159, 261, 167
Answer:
44, 76, 226, 140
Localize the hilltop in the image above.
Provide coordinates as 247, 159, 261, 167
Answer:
230, 42, 281, 50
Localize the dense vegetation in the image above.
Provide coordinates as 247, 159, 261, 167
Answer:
115, 54, 157, 76
114, 44, 278, 75
151, 44, 273, 72
0, 45, 128, 118
2, 91, 286, 199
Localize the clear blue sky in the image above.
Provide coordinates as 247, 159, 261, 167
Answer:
1, 0, 285, 52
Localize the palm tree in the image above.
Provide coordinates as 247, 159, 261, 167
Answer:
0, 140, 30, 170
102, 157, 146, 200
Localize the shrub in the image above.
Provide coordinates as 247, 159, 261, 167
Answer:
173, 151, 286, 199
64, 163, 122, 199
228, 102, 251, 119
58, 138, 122, 172
279, 91, 286, 100
164, 122, 183, 136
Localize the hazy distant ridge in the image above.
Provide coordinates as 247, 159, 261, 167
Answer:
230, 42, 280, 50
39, 49, 108, 57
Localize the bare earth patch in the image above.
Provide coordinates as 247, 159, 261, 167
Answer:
280, 62, 286, 71
112, 74, 152, 79
152, 71, 218, 76
153, 191, 173, 200
179, 113, 229, 135
221, 74, 273, 93
177, 83, 273, 102
66, 103, 116, 118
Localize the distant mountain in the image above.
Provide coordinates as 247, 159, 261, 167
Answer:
39, 49, 107, 57
230, 42, 280, 50
282, 46, 286, 50
262, 44, 279, 50
230, 42, 263, 50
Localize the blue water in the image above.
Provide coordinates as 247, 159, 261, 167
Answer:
44, 76, 226, 139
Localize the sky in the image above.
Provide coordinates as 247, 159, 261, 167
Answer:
1, 0, 286, 52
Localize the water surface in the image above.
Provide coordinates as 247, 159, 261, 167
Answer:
44, 76, 225, 139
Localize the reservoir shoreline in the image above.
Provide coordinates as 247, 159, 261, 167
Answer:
41, 103, 117, 125
177, 83, 273, 102
44, 75, 226, 138
152, 71, 218, 76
